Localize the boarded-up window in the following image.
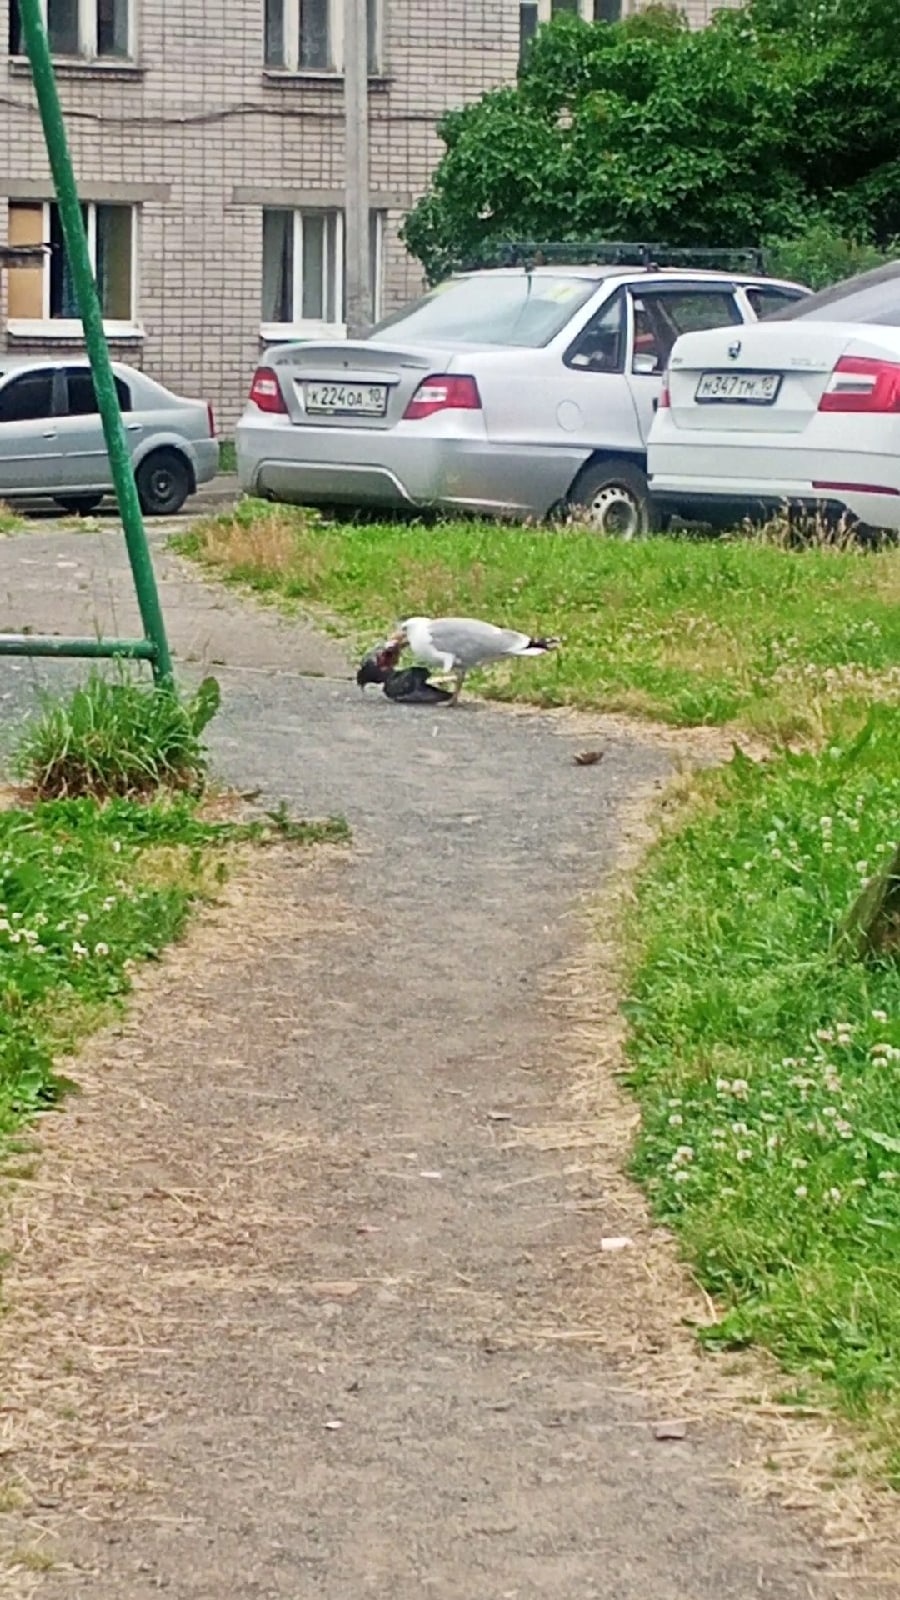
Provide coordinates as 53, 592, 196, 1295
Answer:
7, 204, 45, 320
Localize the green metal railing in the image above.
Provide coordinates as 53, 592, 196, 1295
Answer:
6, 0, 173, 683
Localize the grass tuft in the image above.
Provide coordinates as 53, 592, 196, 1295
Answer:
12, 673, 220, 801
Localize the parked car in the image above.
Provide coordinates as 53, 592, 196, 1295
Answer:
0, 357, 219, 516
648, 261, 900, 534
236, 258, 809, 537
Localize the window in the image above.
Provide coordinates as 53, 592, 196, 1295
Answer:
6, 200, 137, 331
261, 208, 385, 332
9, 0, 132, 60
628, 288, 741, 375
745, 285, 808, 320
64, 368, 132, 414
370, 272, 597, 349
0, 370, 55, 424
520, 0, 619, 64
264, 0, 381, 73
565, 289, 625, 373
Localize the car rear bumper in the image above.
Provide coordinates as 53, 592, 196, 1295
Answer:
651, 471, 900, 532
192, 439, 221, 487
235, 418, 585, 518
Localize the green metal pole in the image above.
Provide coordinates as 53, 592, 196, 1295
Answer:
17, 0, 174, 685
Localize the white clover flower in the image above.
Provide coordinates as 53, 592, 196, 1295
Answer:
871, 1009, 888, 1023
794, 1185, 808, 1198
94, 942, 109, 958
673, 1170, 690, 1184
732, 1121, 750, 1136
731, 1078, 749, 1100
736, 1149, 753, 1163
828, 1187, 842, 1203
668, 1113, 683, 1128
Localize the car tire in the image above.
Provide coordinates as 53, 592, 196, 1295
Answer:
54, 494, 104, 515
136, 450, 192, 517
568, 458, 654, 539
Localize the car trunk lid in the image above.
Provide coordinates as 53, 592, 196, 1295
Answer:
261, 341, 462, 430
665, 322, 854, 435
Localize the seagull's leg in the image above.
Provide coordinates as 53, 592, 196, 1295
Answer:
448, 668, 466, 706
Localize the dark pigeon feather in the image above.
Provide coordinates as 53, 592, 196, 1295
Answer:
382, 667, 453, 705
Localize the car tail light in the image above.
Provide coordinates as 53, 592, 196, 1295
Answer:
249, 366, 287, 414
207, 403, 216, 438
402, 374, 481, 421
818, 355, 900, 413
658, 372, 670, 409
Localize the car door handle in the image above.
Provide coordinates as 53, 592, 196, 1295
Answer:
126, 422, 142, 432
42, 429, 57, 438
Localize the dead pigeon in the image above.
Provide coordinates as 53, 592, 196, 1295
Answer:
356, 642, 452, 705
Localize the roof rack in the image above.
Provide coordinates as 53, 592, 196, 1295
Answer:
454, 240, 769, 275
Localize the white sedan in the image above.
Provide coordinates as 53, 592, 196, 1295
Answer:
648, 262, 900, 533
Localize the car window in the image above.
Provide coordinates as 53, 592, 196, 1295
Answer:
744, 285, 806, 319
65, 369, 132, 414
772, 261, 900, 325
368, 273, 599, 349
565, 289, 625, 373
0, 370, 55, 423
628, 289, 741, 374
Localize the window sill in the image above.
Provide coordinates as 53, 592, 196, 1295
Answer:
261, 68, 390, 91
7, 319, 145, 342
8, 54, 145, 81
261, 322, 348, 343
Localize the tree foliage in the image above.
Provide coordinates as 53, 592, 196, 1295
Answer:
402, 0, 900, 285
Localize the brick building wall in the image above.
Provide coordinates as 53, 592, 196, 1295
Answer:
0, 0, 740, 428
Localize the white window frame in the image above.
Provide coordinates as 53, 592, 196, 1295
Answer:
260, 207, 386, 340
6, 200, 140, 339
261, 208, 345, 341
265, 0, 382, 74
12, 0, 134, 60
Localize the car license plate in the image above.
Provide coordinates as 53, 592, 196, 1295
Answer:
303, 381, 388, 416
695, 371, 781, 404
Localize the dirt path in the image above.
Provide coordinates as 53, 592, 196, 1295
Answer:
0, 527, 894, 1598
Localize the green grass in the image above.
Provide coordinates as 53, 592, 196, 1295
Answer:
626, 706, 900, 1478
0, 795, 223, 1138
13, 673, 221, 800
218, 439, 237, 474
176, 500, 900, 741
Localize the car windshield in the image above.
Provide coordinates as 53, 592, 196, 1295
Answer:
772, 260, 900, 326
368, 273, 599, 348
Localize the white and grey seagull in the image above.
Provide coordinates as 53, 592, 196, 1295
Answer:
378, 615, 560, 705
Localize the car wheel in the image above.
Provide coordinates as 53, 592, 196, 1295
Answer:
136, 450, 192, 517
568, 459, 652, 539
54, 494, 103, 515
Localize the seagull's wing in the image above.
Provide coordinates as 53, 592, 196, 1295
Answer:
427, 617, 532, 667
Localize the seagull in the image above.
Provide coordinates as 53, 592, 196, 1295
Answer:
383, 616, 560, 704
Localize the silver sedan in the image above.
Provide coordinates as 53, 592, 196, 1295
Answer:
236, 263, 808, 536
0, 356, 219, 516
